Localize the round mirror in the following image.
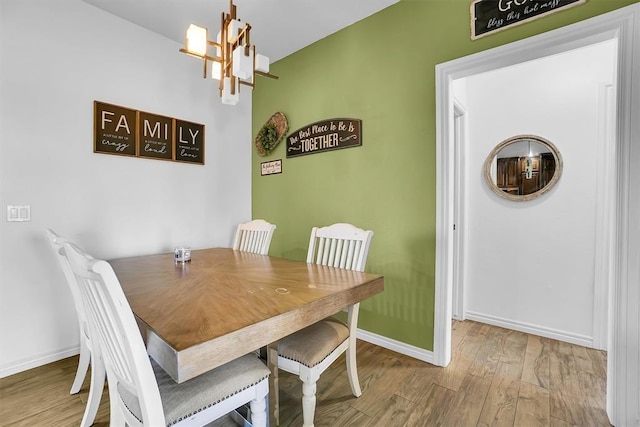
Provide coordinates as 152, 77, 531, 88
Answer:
484, 134, 563, 201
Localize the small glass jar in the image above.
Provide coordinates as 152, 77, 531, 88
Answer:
174, 246, 191, 263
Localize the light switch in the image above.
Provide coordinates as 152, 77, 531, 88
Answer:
7, 205, 30, 222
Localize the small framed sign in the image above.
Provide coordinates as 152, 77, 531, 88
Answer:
261, 159, 282, 176
94, 101, 137, 157
471, 0, 586, 40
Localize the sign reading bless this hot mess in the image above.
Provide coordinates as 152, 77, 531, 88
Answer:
94, 101, 205, 165
286, 118, 362, 158
471, 0, 585, 39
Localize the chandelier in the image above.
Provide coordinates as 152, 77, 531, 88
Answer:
180, 0, 278, 105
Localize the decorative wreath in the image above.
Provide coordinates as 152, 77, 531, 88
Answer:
255, 112, 288, 156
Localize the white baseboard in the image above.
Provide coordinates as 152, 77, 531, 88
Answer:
465, 311, 594, 348
2, 332, 434, 380
357, 328, 435, 364
0, 346, 80, 379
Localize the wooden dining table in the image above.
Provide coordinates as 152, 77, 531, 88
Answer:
109, 247, 383, 422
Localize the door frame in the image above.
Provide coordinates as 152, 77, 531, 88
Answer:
434, 4, 640, 425
592, 82, 617, 351
452, 100, 466, 320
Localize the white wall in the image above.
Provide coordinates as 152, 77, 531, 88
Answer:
459, 40, 617, 346
0, 0, 253, 376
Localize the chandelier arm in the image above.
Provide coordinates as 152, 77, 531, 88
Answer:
178, 48, 219, 63
252, 45, 256, 74
222, 60, 232, 76
228, 24, 251, 48
229, 0, 236, 19
255, 71, 279, 80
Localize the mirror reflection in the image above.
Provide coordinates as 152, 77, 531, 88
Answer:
484, 135, 563, 201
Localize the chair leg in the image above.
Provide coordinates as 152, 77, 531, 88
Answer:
301, 380, 317, 427
80, 354, 105, 427
346, 343, 362, 397
70, 339, 90, 394
268, 346, 280, 426
105, 370, 126, 427
249, 394, 268, 427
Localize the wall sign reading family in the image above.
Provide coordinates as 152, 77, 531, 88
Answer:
286, 118, 362, 158
94, 101, 204, 165
470, 0, 585, 39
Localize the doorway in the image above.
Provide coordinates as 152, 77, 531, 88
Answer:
450, 40, 617, 350
433, 4, 640, 425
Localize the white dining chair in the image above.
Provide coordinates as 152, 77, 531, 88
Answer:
277, 223, 374, 427
46, 229, 105, 427
233, 219, 276, 255
62, 241, 270, 427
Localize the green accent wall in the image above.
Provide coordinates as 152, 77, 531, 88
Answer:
251, 0, 638, 351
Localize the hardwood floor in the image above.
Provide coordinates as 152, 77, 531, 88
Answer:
0, 321, 609, 426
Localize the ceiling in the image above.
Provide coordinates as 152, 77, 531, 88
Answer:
83, 0, 398, 62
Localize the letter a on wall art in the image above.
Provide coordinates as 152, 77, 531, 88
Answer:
94, 101, 137, 156
93, 101, 204, 165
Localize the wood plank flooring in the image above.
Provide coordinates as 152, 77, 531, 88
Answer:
0, 321, 609, 426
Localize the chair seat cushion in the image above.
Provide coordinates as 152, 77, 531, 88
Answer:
278, 318, 349, 368
119, 353, 270, 426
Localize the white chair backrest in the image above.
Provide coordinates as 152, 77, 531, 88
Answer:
306, 223, 373, 272
46, 229, 89, 328
233, 219, 276, 255
62, 241, 165, 426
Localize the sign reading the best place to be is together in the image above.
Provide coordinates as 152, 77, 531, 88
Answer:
286, 118, 362, 158
471, 0, 586, 40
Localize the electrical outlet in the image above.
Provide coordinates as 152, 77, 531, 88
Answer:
7, 205, 30, 222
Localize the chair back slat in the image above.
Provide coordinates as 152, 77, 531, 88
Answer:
63, 242, 165, 426
316, 237, 325, 265
306, 223, 373, 272
346, 239, 359, 270
233, 219, 277, 255
332, 239, 341, 267
46, 229, 89, 335
83, 279, 132, 386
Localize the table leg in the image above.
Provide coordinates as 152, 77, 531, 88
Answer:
267, 344, 279, 426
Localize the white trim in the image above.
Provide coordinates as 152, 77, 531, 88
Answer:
356, 328, 434, 364
452, 101, 467, 321
608, 4, 640, 425
0, 345, 80, 378
465, 311, 593, 348
592, 82, 617, 351
434, 58, 454, 368
435, 4, 640, 425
